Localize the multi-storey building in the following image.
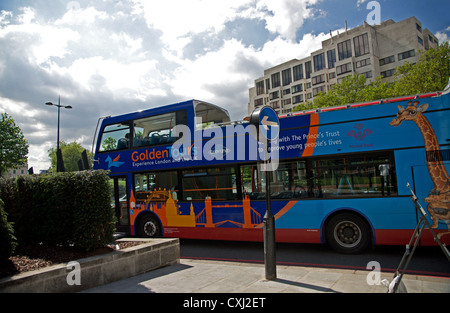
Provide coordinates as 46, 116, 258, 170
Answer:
5, 160, 29, 178
248, 17, 439, 115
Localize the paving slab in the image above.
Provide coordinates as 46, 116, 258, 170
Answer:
82, 258, 450, 293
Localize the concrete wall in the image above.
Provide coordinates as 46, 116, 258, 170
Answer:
0, 238, 179, 293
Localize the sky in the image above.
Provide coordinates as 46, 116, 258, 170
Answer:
0, 0, 449, 173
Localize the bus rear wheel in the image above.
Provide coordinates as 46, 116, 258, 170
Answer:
138, 214, 162, 238
325, 213, 370, 254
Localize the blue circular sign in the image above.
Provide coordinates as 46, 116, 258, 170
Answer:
255, 106, 280, 141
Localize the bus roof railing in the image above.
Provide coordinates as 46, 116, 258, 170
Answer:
278, 91, 442, 119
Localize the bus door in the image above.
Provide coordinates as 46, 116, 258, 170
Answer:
111, 176, 130, 233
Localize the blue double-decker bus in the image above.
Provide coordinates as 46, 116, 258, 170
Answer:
93, 90, 450, 253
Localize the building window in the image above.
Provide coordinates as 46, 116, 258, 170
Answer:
313, 85, 326, 96
313, 53, 326, 72
353, 33, 370, 57
416, 23, 422, 33
418, 36, 423, 46
381, 69, 395, 78
327, 49, 336, 69
256, 81, 265, 95
356, 57, 371, 68
336, 63, 352, 76
270, 90, 279, 100
362, 71, 372, 79
305, 61, 312, 79
292, 94, 304, 104
428, 35, 436, 44
328, 72, 336, 79
283, 88, 291, 95
282, 68, 292, 86
271, 72, 281, 88
398, 49, 415, 61
337, 39, 352, 60
282, 98, 291, 106
254, 98, 263, 107
293, 64, 304, 81
312, 74, 325, 85
379, 55, 395, 66
291, 84, 303, 94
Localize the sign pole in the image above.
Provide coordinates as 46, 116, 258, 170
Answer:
250, 106, 279, 281
264, 159, 276, 280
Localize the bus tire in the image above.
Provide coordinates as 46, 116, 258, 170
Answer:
325, 213, 370, 254
138, 214, 162, 238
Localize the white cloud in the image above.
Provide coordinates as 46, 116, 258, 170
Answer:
255, 32, 329, 65
56, 6, 109, 26
0, 10, 12, 26
0, 7, 80, 65
132, 0, 322, 48
435, 30, 449, 43
254, 0, 321, 41
132, 0, 246, 52
51, 56, 162, 99
17, 6, 35, 24
171, 39, 249, 99
356, 0, 369, 8
0, 95, 39, 119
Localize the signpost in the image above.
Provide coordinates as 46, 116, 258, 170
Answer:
249, 106, 280, 280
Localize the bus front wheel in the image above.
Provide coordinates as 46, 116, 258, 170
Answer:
325, 213, 370, 254
138, 214, 162, 238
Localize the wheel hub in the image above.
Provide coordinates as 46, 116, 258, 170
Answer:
335, 221, 361, 247
144, 221, 156, 237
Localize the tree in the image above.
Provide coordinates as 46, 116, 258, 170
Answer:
295, 74, 369, 110
0, 113, 29, 177
48, 141, 93, 172
101, 136, 116, 151
393, 42, 450, 96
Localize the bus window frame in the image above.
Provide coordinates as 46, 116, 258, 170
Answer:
241, 151, 398, 201
97, 109, 188, 154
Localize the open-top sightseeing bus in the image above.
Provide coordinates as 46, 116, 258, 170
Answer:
93, 90, 450, 253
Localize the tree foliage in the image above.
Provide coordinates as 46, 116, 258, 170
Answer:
48, 141, 93, 172
294, 43, 450, 112
392, 42, 450, 95
0, 170, 115, 251
0, 113, 29, 177
0, 198, 17, 260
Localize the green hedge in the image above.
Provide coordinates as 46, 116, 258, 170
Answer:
0, 170, 115, 251
0, 198, 17, 261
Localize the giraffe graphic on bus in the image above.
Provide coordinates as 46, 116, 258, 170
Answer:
390, 100, 450, 239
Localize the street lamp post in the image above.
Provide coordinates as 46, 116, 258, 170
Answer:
46, 96, 72, 172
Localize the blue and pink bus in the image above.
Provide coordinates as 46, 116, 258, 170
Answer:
93, 90, 450, 253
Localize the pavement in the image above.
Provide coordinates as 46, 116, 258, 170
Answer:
82, 258, 450, 293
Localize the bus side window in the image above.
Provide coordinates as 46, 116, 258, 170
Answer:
99, 123, 131, 152
133, 111, 181, 147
